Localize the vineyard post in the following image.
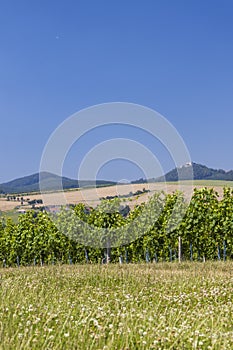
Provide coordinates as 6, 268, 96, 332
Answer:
125, 248, 128, 264
84, 248, 89, 263
217, 246, 221, 261
106, 239, 111, 264
223, 240, 226, 261
16, 256, 20, 267
169, 247, 172, 262
190, 243, 193, 261
178, 236, 182, 263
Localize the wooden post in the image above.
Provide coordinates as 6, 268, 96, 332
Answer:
84, 249, 89, 264
106, 241, 111, 264
223, 240, 226, 261
217, 246, 221, 261
125, 248, 128, 264
169, 247, 172, 262
178, 236, 182, 263
190, 243, 193, 261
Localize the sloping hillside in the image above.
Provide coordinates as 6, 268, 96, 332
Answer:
155, 163, 233, 182
0, 172, 116, 194
1, 162, 233, 194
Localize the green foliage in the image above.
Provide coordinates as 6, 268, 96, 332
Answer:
1, 188, 233, 266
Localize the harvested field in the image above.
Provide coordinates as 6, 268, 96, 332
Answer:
0, 181, 231, 212
0, 198, 22, 212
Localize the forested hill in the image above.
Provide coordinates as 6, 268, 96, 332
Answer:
1, 163, 233, 194
131, 163, 233, 184
0, 172, 116, 194
155, 163, 233, 182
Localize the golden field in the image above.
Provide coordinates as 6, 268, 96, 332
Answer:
0, 180, 232, 212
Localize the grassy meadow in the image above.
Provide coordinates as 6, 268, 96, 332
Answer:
1, 262, 233, 349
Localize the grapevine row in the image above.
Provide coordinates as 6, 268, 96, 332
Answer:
1, 188, 233, 266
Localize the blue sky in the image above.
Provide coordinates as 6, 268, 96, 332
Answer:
1, 0, 233, 182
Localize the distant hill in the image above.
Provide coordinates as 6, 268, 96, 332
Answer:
130, 163, 233, 184
155, 163, 233, 182
1, 163, 233, 194
0, 172, 116, 194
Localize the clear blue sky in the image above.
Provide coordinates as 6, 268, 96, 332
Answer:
1, 0, 233, 183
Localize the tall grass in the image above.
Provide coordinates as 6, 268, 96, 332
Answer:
0, 262, 233, 349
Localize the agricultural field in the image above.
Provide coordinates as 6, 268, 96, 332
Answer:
0, 262, 233, 349
166, 179, 233, 188
1, 183, 233, 349
0, 180, 232, 214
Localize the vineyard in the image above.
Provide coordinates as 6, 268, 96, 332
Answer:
1, 187, 233, 266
